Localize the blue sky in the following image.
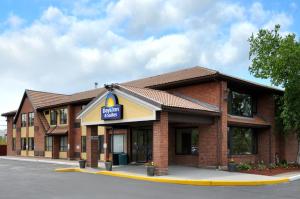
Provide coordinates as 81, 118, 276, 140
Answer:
0, 0, 299, 129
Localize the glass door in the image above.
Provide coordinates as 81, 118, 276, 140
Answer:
131, 128, 152, 163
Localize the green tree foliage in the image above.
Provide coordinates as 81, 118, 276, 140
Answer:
0, 136, 6, 145
248, 25, 300, 164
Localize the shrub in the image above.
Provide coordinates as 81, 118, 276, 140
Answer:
237, 163, 252, 171
257, 160, 267, 170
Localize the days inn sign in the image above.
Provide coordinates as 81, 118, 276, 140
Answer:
101, 92, 123, 120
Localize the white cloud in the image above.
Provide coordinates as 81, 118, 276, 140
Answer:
6, 14, 24, 29
0, 1, 295, 129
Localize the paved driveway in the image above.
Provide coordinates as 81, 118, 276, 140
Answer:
0, 159, 299, 199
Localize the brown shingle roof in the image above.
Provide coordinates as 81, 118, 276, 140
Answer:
68, 87, 106, 103
117, 84, 219, 114
26, 90, 70, 109
46, 126, 68, 135
124, 66, 217, 88
1, 110, 17, 117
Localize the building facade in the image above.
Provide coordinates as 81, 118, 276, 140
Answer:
2, 66, 298, 175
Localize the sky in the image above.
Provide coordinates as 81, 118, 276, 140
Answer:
0, 0, 299, 129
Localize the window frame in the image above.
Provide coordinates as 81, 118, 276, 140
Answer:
21, 113, 27, 127
175, 127, 199, 156
45, 136, 53, 151
60, 108, 68, 125
12, 138, 16, 151
228, 90, 254, 118
28, 112, 34, 127
228, 127, 258, 155
28, 137, 34, 151
50, 110, 57, 126
21, 138, 27, 150
81, 136, 86, 153
110, 134, 125, 153
60, 136, 68, 152
98, 135, 104, 154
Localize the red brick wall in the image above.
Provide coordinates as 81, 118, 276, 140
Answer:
153, 111, 168, 175
198, 122, 219, 167
168, 81, 220, 106
281, 134, 298, 163
6, 116, 15, 156
34, 110, 45, 156
256, 93, 278, 164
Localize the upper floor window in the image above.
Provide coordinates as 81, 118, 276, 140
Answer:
13, 124, 16, 129
50, 110, 57, 126
21, 114, 27, 127
28, 112, 34, 126
60, 108, 68, 125
228, 90, 255, 117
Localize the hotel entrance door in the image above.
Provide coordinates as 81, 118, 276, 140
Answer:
131, 128, 152, 163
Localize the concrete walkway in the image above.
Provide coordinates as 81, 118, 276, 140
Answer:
2, 156, 300, 186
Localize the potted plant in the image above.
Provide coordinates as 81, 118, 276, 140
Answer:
145, 162, 155, 176
79, 159, 86, 169
105, 160, 113, 171
228, 158, 237, 172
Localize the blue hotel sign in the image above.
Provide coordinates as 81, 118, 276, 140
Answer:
101, 92, 123, 120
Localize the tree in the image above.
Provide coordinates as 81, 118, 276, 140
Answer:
248, 24, 300, 164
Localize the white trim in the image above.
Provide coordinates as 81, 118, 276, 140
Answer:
76, 91, 109, 119
113, 89, 161, 111
81, 115, 156, 126
77, 88, 161, 120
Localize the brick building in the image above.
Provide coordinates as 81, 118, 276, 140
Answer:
2, 66, 298, 175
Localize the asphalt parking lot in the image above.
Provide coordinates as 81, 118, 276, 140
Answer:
0, 159, 299, 199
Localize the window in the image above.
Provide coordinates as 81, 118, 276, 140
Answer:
28, 138, 34, 151
111, 134, 124, 153
13, 124, 16, 129
50, 110, 57, 125
60, 108, 68, 125
98, 135, 104, 154
45, 136, 53, 151
60, 136, 68, 152
12, 138, 16, 151
21, 114, 27, 127
228, 127, 257, 155
81, 136, 86, 152
21, 138, 27, 150
228, 90, 254, 117
28, 112, 34, 126
176, 128, 199, 155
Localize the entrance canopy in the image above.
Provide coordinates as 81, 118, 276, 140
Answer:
77, 84, 219, 126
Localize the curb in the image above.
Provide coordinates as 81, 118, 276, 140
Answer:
0, 157, 78, 166
55, 168, 290, 186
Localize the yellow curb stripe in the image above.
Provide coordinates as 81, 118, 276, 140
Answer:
55, 168, 290, 186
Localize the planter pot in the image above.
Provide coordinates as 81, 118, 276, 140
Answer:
146, 166, 155, 176
79, 160, 86, 169
105, 161, 113, 171
228, 163, 237, 172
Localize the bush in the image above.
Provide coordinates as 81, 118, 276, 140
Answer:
268, 163, 277, 169
257, 160, 267, 170
237, 163, 252, 171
